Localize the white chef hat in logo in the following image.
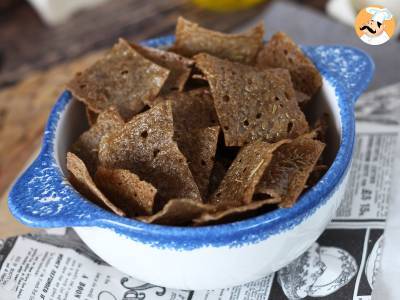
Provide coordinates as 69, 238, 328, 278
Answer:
366, 7, 393, 24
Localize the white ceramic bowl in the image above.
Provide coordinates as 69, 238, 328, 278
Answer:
8, 36, 374, 290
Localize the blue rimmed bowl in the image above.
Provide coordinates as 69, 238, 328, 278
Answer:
8, 36, 374, 290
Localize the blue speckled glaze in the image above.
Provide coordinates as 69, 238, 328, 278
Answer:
8, 36, 375, 250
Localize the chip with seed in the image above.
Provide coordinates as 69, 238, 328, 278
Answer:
256, 32, 322, 96
131, 43, 194, 93
138, 198, 214, 226
153, 88, 219, 131
67, 38, 169, 119
86, 107, 98, 126
256, 135, 325, 208
195, 53, 309, 146
209, 140, 289, 210
95, 167, 157, 216
175, 126, 220, 198
66, 152, 125, 216
98, 101, 202, 207
173, 17, 264, 64
71, 106, 124, 175
194, 198, 280, 226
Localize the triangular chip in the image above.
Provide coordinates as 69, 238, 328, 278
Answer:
86, 106, 98, 126
67, 38, 169, 119
131, 43, 194, 93
66, 152, 125, 216
173, 17, 264, 64
95, 167, 157, 216
256, 135, 325, 208
98, 101, 202, 207
193, 198, 280, 226
137, 198, 214, 226
209, 140, 289, 210
195, 53, 309, 146
175, 126, 220, 198
256, 32, 322, 96
153, 88, 218, 131
71, 107, 124, 175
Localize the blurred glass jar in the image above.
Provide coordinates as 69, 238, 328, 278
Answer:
192, 0, 266, 11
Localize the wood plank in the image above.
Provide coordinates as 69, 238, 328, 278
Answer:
0, 0, 267, 87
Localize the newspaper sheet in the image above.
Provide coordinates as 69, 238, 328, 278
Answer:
1, 83, 400, 300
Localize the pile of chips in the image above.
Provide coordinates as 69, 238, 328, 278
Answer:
66, 17, 327, 226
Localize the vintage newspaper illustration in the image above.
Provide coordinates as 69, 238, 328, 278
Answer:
1, 83, 399, 300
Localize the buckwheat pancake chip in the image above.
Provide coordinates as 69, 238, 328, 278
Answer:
98, 101, 202, 206
257, 32, 322, 96
194, 198, 281, 226
195, 53, 309, 146
67, 38, 169, 119
138, 198, 214, 226
175, 126, 220, 198
256, 135, 325, 208
71, 106, 124, 175
66, 152, 125, 217
173, 17, 264, 64
153, 88, 218, 131
131, 44, 194, 93
95, 167, 157, 216
209, 140, 289, 210
86, 107, 98, 126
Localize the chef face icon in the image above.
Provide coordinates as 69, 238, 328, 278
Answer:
355, 6, 396, 45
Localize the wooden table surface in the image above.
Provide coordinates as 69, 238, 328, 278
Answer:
0, 0, 327, 236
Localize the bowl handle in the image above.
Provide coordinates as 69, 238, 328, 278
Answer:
7, 91, 114, 229
303, 45, 375, 104
7, 149, 105, 228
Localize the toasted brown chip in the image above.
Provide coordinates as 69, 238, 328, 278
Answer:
95, 167, 157, 216
256, 32, 322, 96
313, 113, 329, 143
256, 135, 325, 208
173, 17, 264, 64
195, 53, 309, 146
86, 107, 98, 126
209, 140, 289, 210
67, 38, 169, 119
98, 101, 202, 207
295, 90, 311, 107
71, 107, 124, 175
175, 126, 220, 198
131, 44, 194, 93
306, 164, 328, 187
207, 160, 228, 198
194, 198, 280, 226
138, 198, 214, 226
66, 152, 125, 216
153, 88, 218, 131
